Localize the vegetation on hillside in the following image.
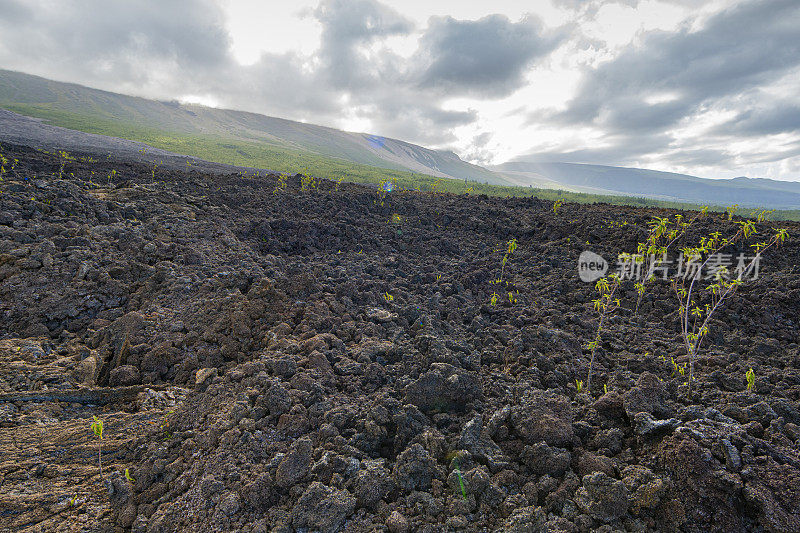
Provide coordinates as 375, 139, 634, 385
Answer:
3, 103, 799, 220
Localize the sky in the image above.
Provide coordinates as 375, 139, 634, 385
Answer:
0, 0, 799, 181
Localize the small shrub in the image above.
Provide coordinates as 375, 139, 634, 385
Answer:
672, 215, 787, 393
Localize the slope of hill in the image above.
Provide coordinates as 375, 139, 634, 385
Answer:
3, 69, 800, 210
0, 69, 506, 185
491, 161, 800, 209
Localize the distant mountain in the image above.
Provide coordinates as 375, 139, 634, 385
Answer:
0, 69, 506, 185
491, 161, 800, 210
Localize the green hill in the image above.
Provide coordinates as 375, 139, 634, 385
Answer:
0, 68, 505, 185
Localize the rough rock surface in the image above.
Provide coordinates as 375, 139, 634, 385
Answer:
0, 142, 799, 532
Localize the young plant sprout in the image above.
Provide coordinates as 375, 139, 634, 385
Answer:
300, 172, 318, 192
90, 416, 104, 478
499, 238, 517, 282
273, 174, 287, 194
746, 368, 755, 392
453, 459, 467, 500
584, 273, 621, 391
0, 152, 18, 181
57, 150, 73, 179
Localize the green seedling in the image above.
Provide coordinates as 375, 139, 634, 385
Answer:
584, 274, 621, 391
603, 383, 608, 394
57, 150, 73, 179
273, 174, 287, 194
158, 410, 175, 440
90, 416, 104, 478
125, 468, 135, 483
575, 379, 583, 393
553, 199, 563, 213
453, 459, 467, 500
746, 368, 755, 392
500, 238, 517, 282
490, 292, 499, 306
384, 292, 394, 302
300, 172, 318, 192
0, 153, 18, 181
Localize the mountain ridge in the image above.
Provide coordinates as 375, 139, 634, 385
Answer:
491, 161, 800, 209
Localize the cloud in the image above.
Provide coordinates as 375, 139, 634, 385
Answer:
559, 0, 800, 130
460, 132, 496, 164
0, 0, 231, 93
1, 0, 797, 179
712, 100, 800, 136
313, 0, 413, 89
414, 14, 566, 97
514, 132, 674, 166
0, 0, 517, 143
515, 0, 800, 173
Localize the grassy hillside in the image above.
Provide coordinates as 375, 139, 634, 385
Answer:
0, 69, 503, 184
1, 70, 798, 220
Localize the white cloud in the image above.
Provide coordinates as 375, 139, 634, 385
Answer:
0, 0, 797, 181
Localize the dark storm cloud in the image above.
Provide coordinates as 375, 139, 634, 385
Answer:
414, 14, 566, 98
